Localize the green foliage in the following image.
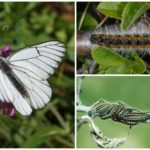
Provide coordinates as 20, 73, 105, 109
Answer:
0, 2, 74, 62
98, 2, 150, 30
121, 2, 150, 30
22, 126, 64, 147
97, 2, 127, 19
92, 46, 145, 74
0, 2, 74, 148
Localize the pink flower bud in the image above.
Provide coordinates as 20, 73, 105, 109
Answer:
0, 101, 15, 117
3, 45, 11, 57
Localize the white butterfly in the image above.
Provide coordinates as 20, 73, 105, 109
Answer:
0, 41, 66, 116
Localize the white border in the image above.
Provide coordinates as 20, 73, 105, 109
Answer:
74, 0, 77, 148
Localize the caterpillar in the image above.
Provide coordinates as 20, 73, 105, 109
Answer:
77, 18, 150, 57
88, 100, 150, 127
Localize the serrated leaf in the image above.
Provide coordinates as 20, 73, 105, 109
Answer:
92, 46, 146, 74
121, 2, 150, 30
97, 2, 127, 19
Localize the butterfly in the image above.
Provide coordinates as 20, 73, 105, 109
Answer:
0, 41, 66, 116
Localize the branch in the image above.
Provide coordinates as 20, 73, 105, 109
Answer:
77, 105, 90, 112
76, 76, 91, 113
80, 115, 126, 148
77, 76, 83, 105
77, 77, 91, 113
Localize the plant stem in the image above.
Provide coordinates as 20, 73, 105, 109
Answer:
96, 16, 108, 29
78, 2, 90, 30
49, 103, 68, 131
77, 105, 90, 112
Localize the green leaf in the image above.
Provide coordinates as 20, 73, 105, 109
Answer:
121, 2, 150, 30
77, 13, 97, 30
97, 2, 127, 19
22, 126, 64, 148
91, 46, 146, 74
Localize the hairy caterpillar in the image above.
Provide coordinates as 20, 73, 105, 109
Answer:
88, 100, 150, 127
77, 18, 150, 56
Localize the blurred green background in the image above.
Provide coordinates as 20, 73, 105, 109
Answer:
0, 2, 74, 148
77, 76, 150, 148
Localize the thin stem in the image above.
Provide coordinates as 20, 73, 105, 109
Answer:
96, 16, 108, 29
89, 61, 98, 74
80, 115, 126, 148
55, 136, 74, 148
49, 103, 68, 131
77, 77, 83, 105
77, 105, 90, 113
77, 117, 86, 129
78, 2, 90, 30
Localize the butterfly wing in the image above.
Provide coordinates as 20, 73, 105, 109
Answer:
7, 41, 66, 115
0, 69, 32, 115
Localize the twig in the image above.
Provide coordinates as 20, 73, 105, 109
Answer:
89, 61, 98, 74
49, 103, 68, 131
77, 77, 83, 105
77, 105, 90, 112
81, 116, 126, 148
76, 77, 90, 112
77, 117, 87, 129
78, 2, 90, 30
96, 16, 108, 29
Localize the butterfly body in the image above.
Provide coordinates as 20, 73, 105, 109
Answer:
0, 57, 9, 72
0, 57, 28, 99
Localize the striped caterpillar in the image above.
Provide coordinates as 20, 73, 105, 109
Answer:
77, 18, 150, 57
88, 100, 150, 127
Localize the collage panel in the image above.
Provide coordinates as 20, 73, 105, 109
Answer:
0, 2, 74, 148
77, 2, 150, 74
1, 1, 150, 149
76, 76, 150, 148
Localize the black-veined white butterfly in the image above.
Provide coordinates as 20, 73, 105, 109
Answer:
0, 41, 66, 116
